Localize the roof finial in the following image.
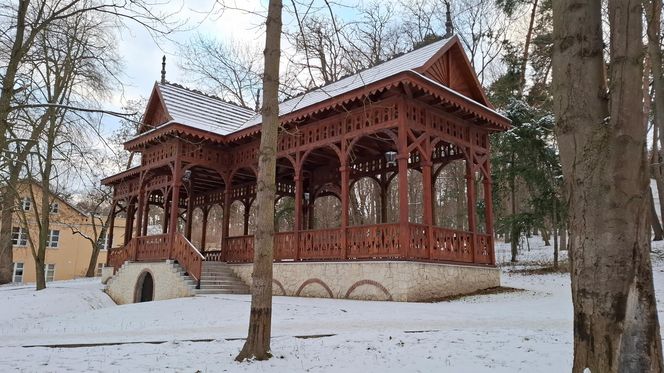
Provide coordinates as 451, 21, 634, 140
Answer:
160, 55, 166, 84
255, 88, 261, 112
444, 1, 454, 38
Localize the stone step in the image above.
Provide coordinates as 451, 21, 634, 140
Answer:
199, 284, 249, 290
196, 288, 249, 295
200, 280, 244, 286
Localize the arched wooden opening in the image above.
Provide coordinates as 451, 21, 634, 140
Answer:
275, 196, 294, 232
349, 177, 381, 226
134, 271, 154, 303
229, 200, 246, 237
433, 158, 469, 231
205, 204, 223, 251
313, 195, 341, 229
190, 207, 205, 249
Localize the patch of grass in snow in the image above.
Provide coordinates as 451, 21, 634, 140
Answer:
419, 286, 524, 303
509, 262, 570, 275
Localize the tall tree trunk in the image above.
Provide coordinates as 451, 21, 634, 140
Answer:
0, 0, 30, 285
0, 169, 20, 284
518, 0, 539, 96
553, 1, 664, 371
650, 187, 664, 240
235, 0, 282, 362
646, 0, 664, 223
553, 196, 559, 269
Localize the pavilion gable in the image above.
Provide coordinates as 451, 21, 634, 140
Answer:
416, 37, 491, 108
140, 83, 172, 134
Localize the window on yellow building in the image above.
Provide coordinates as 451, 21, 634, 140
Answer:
45, 264, 55, 282
49, 203, 59, 214
20, 197, 31, 211
96, 263, 104, 277
47, 230, 60, 248
12, 262, 23, 283
11, 227, 28, 246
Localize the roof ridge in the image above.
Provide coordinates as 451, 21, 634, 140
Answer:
161, 81, 256, 113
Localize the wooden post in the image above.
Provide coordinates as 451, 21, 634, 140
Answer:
483, 161, 495, 265
222, 182, 231, 259
141, 198, 150, 236
340, 162, 349, 259
169, 184, 181, 258
134, 189, 145, 239
422, 160, 434, 259
162, 189, 170, 234
243, 199, 251, 236
201, 206, 209, 252
294, 164, 302, 260
397, 98, 410, 258
466, 152, 477, 263
185, 181, 194, 240
124, 201, 134, 245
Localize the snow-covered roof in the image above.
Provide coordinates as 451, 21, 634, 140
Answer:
148, 36, 503, 140
238, 37, 453, 130
158, 83, 256, 136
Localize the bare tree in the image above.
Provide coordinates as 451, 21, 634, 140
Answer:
0, 0, 180, 285
235, 0, 282, 362
180, 35, 262, 108
552, 0, 663, 371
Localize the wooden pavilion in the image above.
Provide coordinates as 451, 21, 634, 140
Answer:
102, 36, 510, 296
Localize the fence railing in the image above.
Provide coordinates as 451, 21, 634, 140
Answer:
109, 224, 494, 273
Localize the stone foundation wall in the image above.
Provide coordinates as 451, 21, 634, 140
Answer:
229, 261, 500, 302
105, 260, 195, 305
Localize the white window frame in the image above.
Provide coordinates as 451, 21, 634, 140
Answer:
45, 264, 55, 282
11, 227, 28, 247
49, 203, 59, 214
21, 197, 31, 211
12, 262, 24, 283
47, 229, 60, 248
96, 263, 104, 277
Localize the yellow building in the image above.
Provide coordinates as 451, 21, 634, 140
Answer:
10, 182, 126, 284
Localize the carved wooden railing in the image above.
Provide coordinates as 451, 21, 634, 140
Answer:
226, 235, 254, 263
206, 224, 492, 266
134, 234, 170, 261
274, 232, 296, 260
408, 223, 429, 259
347, 224, 401, 259
107, 242, 133, 273
431, 227, 474, 263
172, 233, 204, 281
475, 233, 494, 265
299, 228, 344, 260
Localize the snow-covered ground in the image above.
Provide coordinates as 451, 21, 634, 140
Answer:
0, 237, 662, 373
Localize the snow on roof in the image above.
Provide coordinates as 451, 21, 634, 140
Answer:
158, 83, 256, 136
154, 37, 454, 136
238, 37, 453, 130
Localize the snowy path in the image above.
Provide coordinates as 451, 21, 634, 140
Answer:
0, 238, 661, 372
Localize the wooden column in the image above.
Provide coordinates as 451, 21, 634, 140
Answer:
340, 162, 349, 259
294, 171, 302, 260
221, 182, 231, 257
168, 175, 182, 259
141, 198, 150, 236
422, 159, 434, 259
134, 188, 145, 239
243, 199, 251, 235
200, 206, 209, 252
124, 201, 134, 244
397, 98, 410, 258
380, 168, 388, 223
483, 162, 495, 265
184, 181, 194, 240
162, 190, 170, 234
466, 153, 477, 263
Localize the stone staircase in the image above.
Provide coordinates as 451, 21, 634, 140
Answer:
195, 262, 250, 295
